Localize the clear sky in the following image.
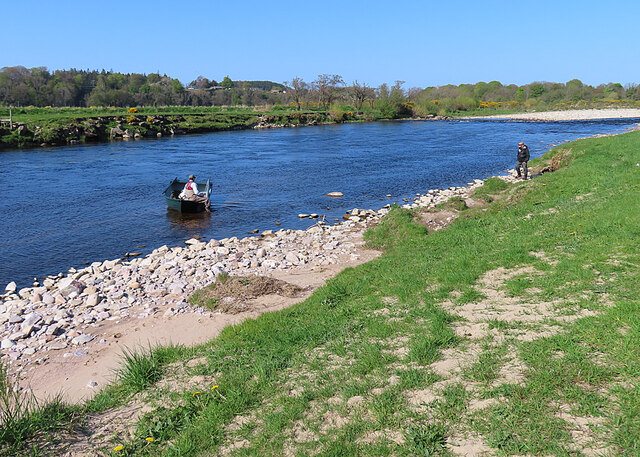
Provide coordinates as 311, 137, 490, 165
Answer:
3, 0, 639, 89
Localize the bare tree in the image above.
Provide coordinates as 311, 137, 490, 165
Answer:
312, 74, 344, 108
284, 77, 308, 110
349, 80, 374, 111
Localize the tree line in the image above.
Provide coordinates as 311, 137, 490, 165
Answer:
1, 66, 638, 117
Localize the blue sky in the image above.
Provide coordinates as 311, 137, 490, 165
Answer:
3, 0, 639, 89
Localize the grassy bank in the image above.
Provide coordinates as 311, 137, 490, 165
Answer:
2, 130, 640, 456
0, 106, 382, 150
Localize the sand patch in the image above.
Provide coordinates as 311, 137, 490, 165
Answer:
417, 209, 459, 232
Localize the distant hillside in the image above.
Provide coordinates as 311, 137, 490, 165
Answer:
241, 81, 287, 91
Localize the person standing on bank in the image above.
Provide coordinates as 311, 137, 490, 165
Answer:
181, 174, 211, 211
516, 141, 530, 179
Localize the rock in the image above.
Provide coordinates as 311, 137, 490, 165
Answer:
9, 331, 26, 341
326, 192, 344, 197
297, 214, 309, 218
169, 284, 184, 295
87, 380, 98, 388
72, 334, 95, 345
18, 288, 32, 299
49, 342, 68, 350
4, 282, 17, 294
21, 312, 43, 329
185, 238, 201, 245
58, 278, 85, 297
256, 248, 267, 258
86, 294, 101, 307
9, 315, 24, 324
285, 252, 299, 264
1, 339, 16, 349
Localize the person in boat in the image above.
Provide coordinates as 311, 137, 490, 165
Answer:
180, 174, 211, 211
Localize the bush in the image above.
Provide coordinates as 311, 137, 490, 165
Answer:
329, 107, 346, 122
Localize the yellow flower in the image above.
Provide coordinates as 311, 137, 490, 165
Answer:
114, 445, 124, 451
542, 184, 547, 186
146, 437, 155, 442
211, 385, 219, 390
193, 391, 201, 396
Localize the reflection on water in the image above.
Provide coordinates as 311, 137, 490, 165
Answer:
165, 209, 212, 231
1, 118, 639, 286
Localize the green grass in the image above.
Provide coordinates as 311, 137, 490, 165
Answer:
3, 129, 640, 455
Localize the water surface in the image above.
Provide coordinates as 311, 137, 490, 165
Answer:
1, 118, 637, 287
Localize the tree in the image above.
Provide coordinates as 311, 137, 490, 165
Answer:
349, 80, 374, 111
284, 77, 308, 110
221, 75, 233, 89
312, 74, 344, 108
529, 83, 546, 98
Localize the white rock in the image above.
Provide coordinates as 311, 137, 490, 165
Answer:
4, 282, 17, 293
1, 339, 16, 349
21, 312, 43, 329
72, 334, 95, 345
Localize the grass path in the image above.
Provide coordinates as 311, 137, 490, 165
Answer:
2, 130, 640, 456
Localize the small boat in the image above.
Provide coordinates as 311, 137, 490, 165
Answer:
163, 177, 212, 213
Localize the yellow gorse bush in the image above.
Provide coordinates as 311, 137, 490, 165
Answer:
127, 107, 139, 113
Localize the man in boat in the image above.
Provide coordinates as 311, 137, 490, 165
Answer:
515, 141, 530, 180
180, 174, 211, 212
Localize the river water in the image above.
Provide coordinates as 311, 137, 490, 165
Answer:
1, 118, 638, 287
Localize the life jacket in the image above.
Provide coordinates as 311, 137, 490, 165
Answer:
183, 180, 196, 199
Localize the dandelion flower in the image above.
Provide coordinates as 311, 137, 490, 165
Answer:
193, 391, 201, 396
114, 445, 124, 451
146, 437, 155, 442
542, 184, 547, 186
211, 385, 219, 390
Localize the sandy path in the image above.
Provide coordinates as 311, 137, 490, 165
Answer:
466, 108, 640, 121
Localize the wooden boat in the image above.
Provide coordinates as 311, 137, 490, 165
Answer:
163, 177, 212, 213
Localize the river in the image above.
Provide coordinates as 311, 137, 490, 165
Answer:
1, 118, 638, 287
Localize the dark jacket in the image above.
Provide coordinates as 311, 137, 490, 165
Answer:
517, 145, 530, 162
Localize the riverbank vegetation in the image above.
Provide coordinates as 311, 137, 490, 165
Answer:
1, 127, 639, 456
2, 66, 640, 149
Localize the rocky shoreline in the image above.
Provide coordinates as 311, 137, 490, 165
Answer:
0, 174, 501, 395
465, 108, 640, 121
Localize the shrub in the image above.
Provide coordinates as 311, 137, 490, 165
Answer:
127, 107, 138, 113
329, 107, 346, 122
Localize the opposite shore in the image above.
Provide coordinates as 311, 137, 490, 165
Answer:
3, 107, 640, 151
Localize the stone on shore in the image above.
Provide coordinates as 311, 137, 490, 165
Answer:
4, 281, 17, 294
